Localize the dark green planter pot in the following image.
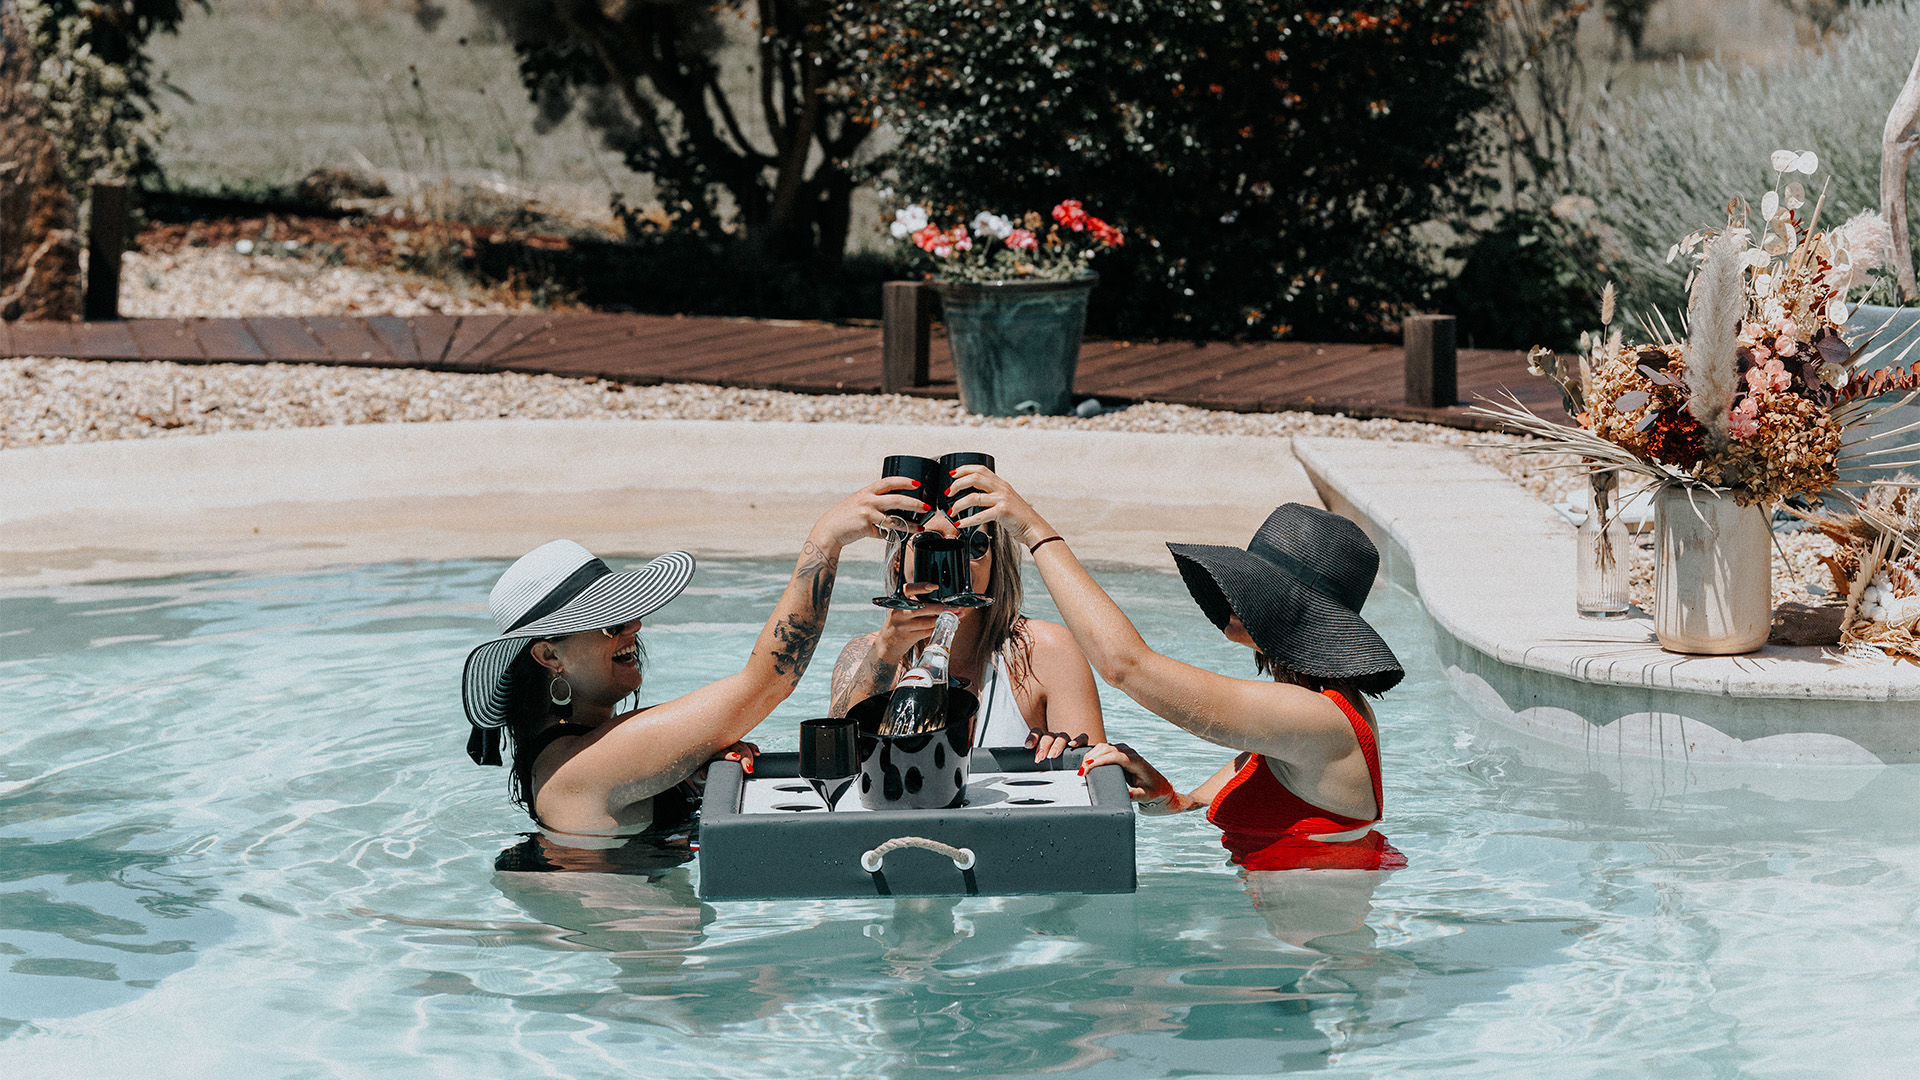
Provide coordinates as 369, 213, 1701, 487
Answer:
933, 274, 1097, 416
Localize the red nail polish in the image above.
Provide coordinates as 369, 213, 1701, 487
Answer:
922, 502, 932, 511
948, 469, 957, 477
945, 486, 953, 496
910, 479, 921, 488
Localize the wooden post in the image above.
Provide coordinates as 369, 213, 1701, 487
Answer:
882, 280, 933, 392
1403, 313, 1457, 408
85, 181, 127, 321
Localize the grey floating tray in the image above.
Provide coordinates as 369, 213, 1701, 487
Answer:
698, 747, 1135, 900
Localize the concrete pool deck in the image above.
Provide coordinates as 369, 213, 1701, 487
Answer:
0, 419, 1320, 586
1294, 437, 1920, 772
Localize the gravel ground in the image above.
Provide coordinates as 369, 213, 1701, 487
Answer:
120, 248, 526, 319
8, 242, 1837, 610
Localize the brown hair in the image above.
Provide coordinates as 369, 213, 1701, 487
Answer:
976, 525, 1034, 687
1254, 651, 1376, 700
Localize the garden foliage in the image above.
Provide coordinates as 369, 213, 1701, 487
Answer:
16, 0, 192, 202
1568, 4, 1920, 318
467, 0, 876, 268
851, 0, 1494, 341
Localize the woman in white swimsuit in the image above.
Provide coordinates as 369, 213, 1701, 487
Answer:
828, 501, 1105, 758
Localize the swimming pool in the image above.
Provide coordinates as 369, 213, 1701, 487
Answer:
2, 557, 1916, 1077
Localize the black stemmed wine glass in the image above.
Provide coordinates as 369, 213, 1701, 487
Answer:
936, 451, 997, 608
911, 535, 987, 608
873, 455, 945, 609
799, 717, 858, 811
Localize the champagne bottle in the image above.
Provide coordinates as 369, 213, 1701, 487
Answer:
880, 611, 960, 737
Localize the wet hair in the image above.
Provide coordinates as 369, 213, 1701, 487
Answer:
500, 635, 646, 812
1253, 651, 1377, 700
976, 525, 1034, 687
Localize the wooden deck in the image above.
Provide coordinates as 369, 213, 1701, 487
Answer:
0, 313, 1563, 429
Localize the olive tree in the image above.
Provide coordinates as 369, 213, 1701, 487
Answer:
470, 0, 877, 266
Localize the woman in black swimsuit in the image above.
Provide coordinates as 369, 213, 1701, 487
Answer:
462, 480, 923, 844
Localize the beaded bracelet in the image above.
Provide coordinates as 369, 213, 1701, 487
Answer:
1028, 535, 1066, 556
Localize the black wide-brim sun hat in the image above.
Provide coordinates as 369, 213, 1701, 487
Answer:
462, 540, 695, 764
1167, 504, 1403, 695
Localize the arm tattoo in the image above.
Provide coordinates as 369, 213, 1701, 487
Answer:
767, 541, 838, 681
830, 634, 898, 716
865, 658, 897, 700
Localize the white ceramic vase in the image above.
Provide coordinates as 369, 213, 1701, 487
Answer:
1652, 485, 1771, 655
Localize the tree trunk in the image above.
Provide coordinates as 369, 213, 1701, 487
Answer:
1885, 43, 1920, 304
0, 0, 81, 322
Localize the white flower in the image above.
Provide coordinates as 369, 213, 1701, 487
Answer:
971, 211, 1013, 239
1886, 594, 1920, 628
890, 205, 930, 238
1771, 149, 1799, 172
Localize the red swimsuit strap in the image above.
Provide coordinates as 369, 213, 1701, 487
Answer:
1322, 689, 1385, 822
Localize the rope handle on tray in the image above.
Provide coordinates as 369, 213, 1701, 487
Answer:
860, 836, 976, 873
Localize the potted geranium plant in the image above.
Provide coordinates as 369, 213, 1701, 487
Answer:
891, 200, 1124, 416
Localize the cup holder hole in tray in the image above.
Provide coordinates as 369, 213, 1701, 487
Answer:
771, 803, 820, 812
1002, 779, 1052, 787
772, 784, 810, 792
1008, 798, 1055, 805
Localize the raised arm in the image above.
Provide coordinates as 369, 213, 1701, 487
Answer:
949, 467, 1352, 763
545, 480, 927, 816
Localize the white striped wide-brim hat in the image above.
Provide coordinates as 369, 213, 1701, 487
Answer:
462, 540, 695, 757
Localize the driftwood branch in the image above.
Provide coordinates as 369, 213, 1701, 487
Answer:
1885, 42, 1920, 303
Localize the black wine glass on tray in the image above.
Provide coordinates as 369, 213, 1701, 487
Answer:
873, 455, 944, 609
799, 717, 858, 811
936, 451, 996, 608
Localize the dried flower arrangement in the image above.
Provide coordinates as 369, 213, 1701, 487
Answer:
1789, 479, 1920, 660
1480, 150, 1920, 508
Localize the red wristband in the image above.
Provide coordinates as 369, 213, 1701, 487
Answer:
1028, 535, 1065, 556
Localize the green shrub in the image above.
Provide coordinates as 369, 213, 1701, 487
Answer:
18, 0, 194, 201
1569, 3, 1920, 317
1447, 205, 1608, 350
851, 0, 1495, 341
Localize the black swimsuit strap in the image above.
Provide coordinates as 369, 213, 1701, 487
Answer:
521, 722, 601, 766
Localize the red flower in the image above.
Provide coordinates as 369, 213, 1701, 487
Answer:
1052, 200, 1089, 231
1087, 216, 1124, 247
1006, 228, 1038, 252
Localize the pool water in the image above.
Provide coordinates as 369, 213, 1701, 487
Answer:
2, 557, 1917, 1078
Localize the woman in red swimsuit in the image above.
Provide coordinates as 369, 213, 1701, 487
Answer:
949, 471, 1405, 874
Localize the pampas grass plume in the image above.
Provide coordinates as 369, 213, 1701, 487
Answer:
1828, 210, 1895, 295
1685, 230, 1744, 454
